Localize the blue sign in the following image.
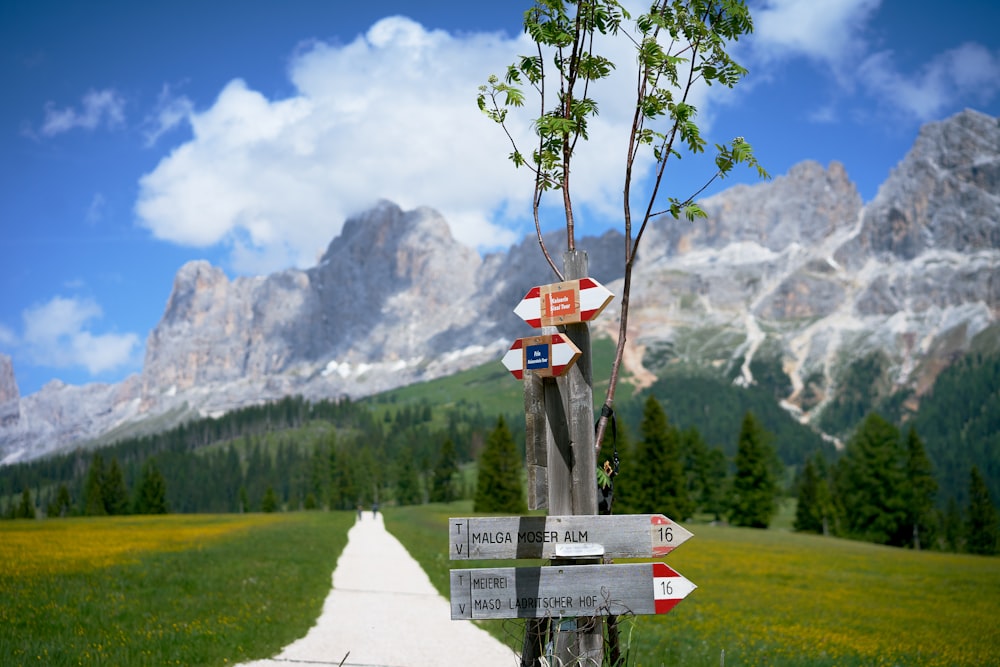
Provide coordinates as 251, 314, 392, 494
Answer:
525, 343, 550, 370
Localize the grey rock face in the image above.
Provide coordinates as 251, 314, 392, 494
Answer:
644, 159, 862, 261
838, 109, 1000, 265
2, 110, 999, 463
0, 354, 19, 428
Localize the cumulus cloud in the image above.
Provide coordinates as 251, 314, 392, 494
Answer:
135, 14, 726, 274
747, 0, 1000, 121
20, 297, 140, 375
858, 43, 1000, 121
40, 89, 126, 136
143, 85, 195, 147
751, 0, 880, 67
135, 19, 525, 272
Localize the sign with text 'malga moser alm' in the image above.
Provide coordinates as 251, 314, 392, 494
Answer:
448, 514, 693, 560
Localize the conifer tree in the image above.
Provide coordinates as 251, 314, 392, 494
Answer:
700, 446, 729, 522
903, 426, 937, 550
942, 497, 963, 552
430, 438, 460, 503
474, 416, 526, 514
679, 427, 709, 514
794, 452, 835, 535
134, 461, 169, 514
17, 488, 35, 519
394, 446, 423, 506
83, 453, 107, 516
965, 466, 999, 555
836, 413, 908, 545
627, 395, 692, 519
729, 411, 780, 528
261, 485, 279, 513
49, 484, 72, 518
224, 445, 243, 512
308, 442, 328, 509
103, 458, 130, 515
328, 437, 345, 510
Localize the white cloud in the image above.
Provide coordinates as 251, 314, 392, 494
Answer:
858, 43, 1000, 121
747, 0, 1000, 122
143, 85, 195, 147
21, 296, 140, 375
751, 0, 880, 66
41, 89, 126, 136
135, 14, 730, 275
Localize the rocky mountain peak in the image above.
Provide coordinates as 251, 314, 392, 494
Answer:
842, 108, 1000, 264
0, 354, 19, 428
161, 260, 232, 324
646, 159, 862, 261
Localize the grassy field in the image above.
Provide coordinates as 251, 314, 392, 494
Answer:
5, 506, 998, 666
385, 501, 1000, 667
0, 512, 354, 666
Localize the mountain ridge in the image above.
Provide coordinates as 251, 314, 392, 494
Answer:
2, 108, 997, 465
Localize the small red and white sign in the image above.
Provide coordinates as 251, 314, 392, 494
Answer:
652, 562, 697, 615
501, 334, 581, 380
514, 277, 614, 328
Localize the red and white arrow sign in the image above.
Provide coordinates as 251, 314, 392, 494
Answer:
514, 277, 615, 328
501, 334, 581, 380
652, 562, 697, 615
451, 562, 696, 620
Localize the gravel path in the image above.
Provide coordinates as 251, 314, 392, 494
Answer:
237, 513, 518, 667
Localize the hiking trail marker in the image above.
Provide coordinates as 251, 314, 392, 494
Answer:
514, 277, 615, 328
448, 513, 697, 620
501, 334, 581, 380
449, 514, 693, 560
450, 562, 696, 620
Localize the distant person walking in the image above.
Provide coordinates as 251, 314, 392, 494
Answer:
372, 502, 379, 518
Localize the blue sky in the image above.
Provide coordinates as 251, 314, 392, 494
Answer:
2, 0, 998, 397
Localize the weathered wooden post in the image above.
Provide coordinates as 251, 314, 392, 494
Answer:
548, 250, 601, 665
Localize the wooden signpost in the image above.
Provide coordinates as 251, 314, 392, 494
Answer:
449, 514, 693, 560
450, 562, 696, 620
464, 255, 694, 666
514, 277, 615, 329
501, 334, 582, 380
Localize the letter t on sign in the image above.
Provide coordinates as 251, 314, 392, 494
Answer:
451, 519, 471, 559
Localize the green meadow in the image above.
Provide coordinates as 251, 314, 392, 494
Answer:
386, 502, 1000, 667
0, 512, 353, 666
3, 506, 998, 666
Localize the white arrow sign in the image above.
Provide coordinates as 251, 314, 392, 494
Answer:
501, 334, 581, 380
514, 277, 615, 328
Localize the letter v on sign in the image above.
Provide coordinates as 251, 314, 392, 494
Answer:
514, 277, 614, 328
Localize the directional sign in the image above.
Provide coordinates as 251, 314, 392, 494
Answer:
449, 514, 693, 560
450, 562, 696, 620
501, 334, 581, 380
514, 278, 615, 328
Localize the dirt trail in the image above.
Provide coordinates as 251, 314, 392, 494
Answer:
236, 512, 517, 667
